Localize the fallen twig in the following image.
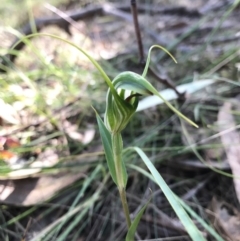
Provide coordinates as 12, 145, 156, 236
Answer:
0, 3, 202, 71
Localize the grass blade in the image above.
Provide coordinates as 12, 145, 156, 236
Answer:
125, 198, 151, 241
132, 147, 206, 241
95, 110, 117, 185
177, 198, 224, 241
128, 163, 224, 241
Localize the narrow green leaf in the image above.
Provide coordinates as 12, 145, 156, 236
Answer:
12, 33, 119, 98
94, 110, 117, 185
125, 198, 151, 241
177, 198, 225, 241
57, 207, 88, 241
133, 147, 206, 241
128, 163, 224, 241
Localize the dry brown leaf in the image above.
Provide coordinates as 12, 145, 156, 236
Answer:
62, 120, 95, 144
0, 148, 60, 180
0, 172, 84, 206
32, 149, 59, 168
208, 197, 240, 241
0, 143, 93, 205
0, 150, 17, 160
0, 136, 22, 166
6, 168, 41, 179
0, 99, 20, 125
218, 102, 240, 203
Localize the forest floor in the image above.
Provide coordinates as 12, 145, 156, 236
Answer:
0, 0, 240, 240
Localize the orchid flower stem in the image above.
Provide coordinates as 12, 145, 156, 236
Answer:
112, 133, 131, 228
119, 186, 131, 228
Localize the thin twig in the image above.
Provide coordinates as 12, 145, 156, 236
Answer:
131, 0, 144, 64
130, 0, 184, 98
148, 67, 185, 98
44, 3, 83, 33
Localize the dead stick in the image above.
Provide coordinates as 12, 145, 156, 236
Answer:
131, 0, 145, 64
130, 0, 184, 98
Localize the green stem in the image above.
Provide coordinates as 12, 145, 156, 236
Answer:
119, 186, 131, 229
112, 133, 131, 228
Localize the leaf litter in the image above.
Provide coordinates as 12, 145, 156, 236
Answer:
218, 101, 240, 203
